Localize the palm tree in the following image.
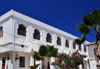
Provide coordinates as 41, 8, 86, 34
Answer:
74, 9, 100, 47
74, 9, 100, 67
32, 45, 58, 69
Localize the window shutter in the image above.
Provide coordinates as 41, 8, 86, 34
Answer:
18, 24, 26, 36
19, 57, 25, 67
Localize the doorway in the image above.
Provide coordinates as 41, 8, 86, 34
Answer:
2, 58, 5, 69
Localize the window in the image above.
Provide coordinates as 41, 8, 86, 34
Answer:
73, 42, 76, 49
0, 26, 3, 37
19, 57, 25, 67
57, 37, 61, 46
46, 33, 52, 43
84, 46, 86, 52
33, 29, 40, 40
2, 58, 5, 69
18, 24, 26, 36
79, 45, 81, 51
65, 40, 69, 48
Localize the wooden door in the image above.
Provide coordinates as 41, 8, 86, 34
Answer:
2, 59, 5, 69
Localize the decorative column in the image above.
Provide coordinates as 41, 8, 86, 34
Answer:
52, 34, 57, 47
69, 39, 73, 50
26, 25, 33, 41
61, 36, 64, 50
42, 29, 46, 43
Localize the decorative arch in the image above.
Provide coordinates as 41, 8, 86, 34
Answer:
57, 37, 61, 45
0, 26, 3, 37
18, 24, 26, 36
33, 29, 40, 40
65, 39, 69, 47
46, 33, 52, 43
73, 42, 76, 49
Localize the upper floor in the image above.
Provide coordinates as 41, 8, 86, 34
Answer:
0, 10, 89, 55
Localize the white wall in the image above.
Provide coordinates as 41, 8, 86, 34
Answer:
88, 45, 96, 58
0, 17, 13, 44
0, 15, 89, 69
89, 60, 97, 69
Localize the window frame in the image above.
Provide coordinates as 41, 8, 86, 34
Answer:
0, 26, 3, 37
73, 42, 76, 49
57, 37, 61, 46
33, 29, 40, 40
18, 24, 26, 36
79, 45, 81, 51
2, 58, 5, 69
19, 56, 25, 67
46, 33, 52, 43
84, 46, 86, 52
65, 39, 69, 48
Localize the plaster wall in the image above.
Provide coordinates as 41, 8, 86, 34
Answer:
88, 45, 96, 58
0, 10, 89, 69
0, 17, 13, 44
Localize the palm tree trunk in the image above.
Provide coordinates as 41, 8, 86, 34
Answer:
42, 57, 51, 69
47, 57, 51, 69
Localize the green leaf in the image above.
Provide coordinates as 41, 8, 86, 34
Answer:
38, 45, 47, 56
83, 13, 95, 26
45, 45, 58, 57
74, 34, 86, 45
92, 9, 100, 24
76, 23, 91, 34
45, 51, 51, 57
46, 45, 54, 51
33, 52, 44, 61
51, 48, 58, 57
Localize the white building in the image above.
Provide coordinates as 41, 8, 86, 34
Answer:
0, 10, 89, 69
86, 41, 97, 69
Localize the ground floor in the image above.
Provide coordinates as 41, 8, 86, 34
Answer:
0, 50, 91, 69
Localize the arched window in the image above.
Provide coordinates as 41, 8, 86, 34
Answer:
65, 40, 69, 48
73, 42, 76, 49
0, 26, 3, 37
33, 29, 40, 40
46, 33, 52, 43
84, 46, 86, 52
18, 24, 26, 36
79, 45, 81, 51
57, 37, 61, 46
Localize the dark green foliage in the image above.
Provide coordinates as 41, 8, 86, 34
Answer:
83, 14, 95, 26
74, 34, 86, 45
32, 52, 44, 61
74, 9, 100, 45
76, 23, 90, 34
33, 45, 58, 61
38, 45, 47, 56
92, 9, 100, 24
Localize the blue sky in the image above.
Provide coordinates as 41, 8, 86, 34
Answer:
0, 0, 100, 42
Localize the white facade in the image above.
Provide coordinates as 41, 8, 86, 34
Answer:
86, 42, 97, 69
0, 10, 89, 69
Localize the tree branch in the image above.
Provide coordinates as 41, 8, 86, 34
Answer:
86, 35, 96, 38
90, 28, 100, 41
91, 28, 97, 34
